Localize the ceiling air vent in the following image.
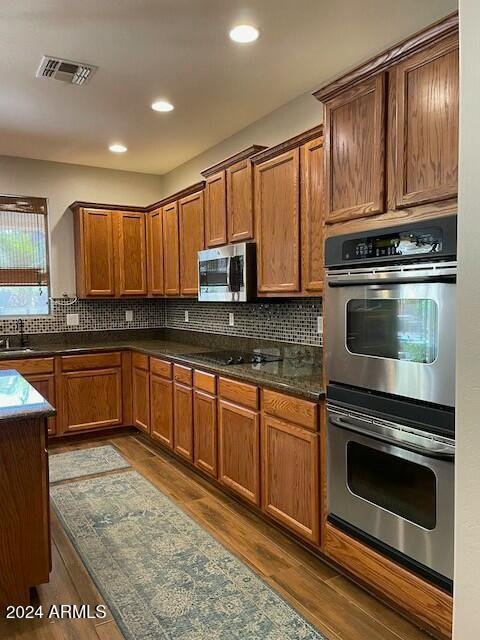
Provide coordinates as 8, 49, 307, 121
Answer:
36, 56, 97, 86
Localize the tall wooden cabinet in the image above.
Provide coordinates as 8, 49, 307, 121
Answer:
201, 146, 266, 248
178, 190, 205, 296
162, 201, 181, 296
251, 126, 324, 296
315, 14, 459, 229
146, 208, 164, 296
116, 211, 148, 296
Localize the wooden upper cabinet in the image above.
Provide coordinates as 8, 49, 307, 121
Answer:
76, 208, 116, 297
115, 211, 147, 296
395, 34, 459, 208
146, 208, 164, 296
205, 172, 227, 247
324, 74, 386, 223
301, 137, 324, 292
178, 190, 205, 296
162, 201, 180, 296
227, 159, 254, 242
254, 149, 301, 293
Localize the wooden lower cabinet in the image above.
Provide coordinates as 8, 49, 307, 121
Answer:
25, 373, 56, 436
174, 382, 194, 461
262, 415, 319, 544
193, 389, 217, 478
218, 399, 260, 505
132, 365, 150, 433
150, 373, 174, 449
62, 367, 123, 433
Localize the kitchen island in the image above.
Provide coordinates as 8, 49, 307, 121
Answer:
0, 370, 55, 609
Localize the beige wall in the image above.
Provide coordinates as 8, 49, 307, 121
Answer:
0, 156, 163, 297
161, 90, 323, 195
454, 1, 480, 638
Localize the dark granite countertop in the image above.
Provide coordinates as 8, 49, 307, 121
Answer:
0, 329, 324, 401
0, 369, 56, 422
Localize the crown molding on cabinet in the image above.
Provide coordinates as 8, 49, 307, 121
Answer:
313, 11, 458, 103
200, 145, 267, 178
250, 124, 323, 165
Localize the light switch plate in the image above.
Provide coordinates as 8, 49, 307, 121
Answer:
125, 310, 133, 322
66, 313, 79, 326
229, 312, 234, 327
317, 316, 323, 334
184, 310, 189, 322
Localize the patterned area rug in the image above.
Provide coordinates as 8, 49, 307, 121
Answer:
49, 445, 130, 483
51, 470, 327, 640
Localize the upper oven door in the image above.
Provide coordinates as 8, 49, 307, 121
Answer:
326, 270, 456, 406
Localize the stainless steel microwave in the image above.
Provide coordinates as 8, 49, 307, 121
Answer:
198, 242, 256, 302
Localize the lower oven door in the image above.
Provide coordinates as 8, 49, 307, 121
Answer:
327, 408, 454, 583
326, 277, 456, 406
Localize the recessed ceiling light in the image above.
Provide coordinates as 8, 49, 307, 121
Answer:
151, 100, 174, 112
109, 143, 127, 153
229, 24, 260, 44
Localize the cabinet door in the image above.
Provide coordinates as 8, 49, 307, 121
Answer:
116, 211, 147, 296
81, 209, 116, 296
218, 399, 260, 505
147, 208, 164, 295
150, 374, 173, 448
301, 137, 324, 293
174, 383, 194, 461
194, 390, 217, 478
132, 366, 150, 433
62, 368, 122, 433
262, 415, 319, 543
179, 191, 205, 296
162, 201, 180, 296
227, 159, 254, 242
27, 373, 56, 436
205, 172, 227, 247
254, 149, 301, 293
324, 74, 386, 223
395, 34, 458, 208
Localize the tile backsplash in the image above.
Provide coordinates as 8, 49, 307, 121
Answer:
0, 297, 322, 346
164, 298, 323, 346
0, 298, 165, 335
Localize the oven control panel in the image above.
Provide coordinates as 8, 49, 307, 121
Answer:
342, 227, 443, 261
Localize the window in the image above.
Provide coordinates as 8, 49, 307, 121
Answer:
0, 195, 50, 316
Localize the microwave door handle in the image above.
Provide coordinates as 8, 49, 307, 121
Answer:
226, 258, 231, 291
329, 411, 455, 459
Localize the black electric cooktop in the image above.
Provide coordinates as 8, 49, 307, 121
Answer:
186, 350, 283, 366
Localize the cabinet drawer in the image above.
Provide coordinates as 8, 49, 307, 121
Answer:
262, 389, 318, 431
218, 377, 258, 410
132, 352, 149, 371
194, 370, 216, 394
0, 357, 54, 375
173, 364, 192, 386
150, 358, 172, 379
61, 352, 122, 372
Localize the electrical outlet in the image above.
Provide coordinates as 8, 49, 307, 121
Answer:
228, 312, 234, 327
184, 310, 189, 322
317, 316, 323, 335
66, 313, 79, 326
125, 310, 133, 322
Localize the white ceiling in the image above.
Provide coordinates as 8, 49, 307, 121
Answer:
0, 0, 457, 175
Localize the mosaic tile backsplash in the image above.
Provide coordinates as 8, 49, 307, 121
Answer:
164, 299, 323, 346
0, 297, 322, 346
0, 298, 165, 335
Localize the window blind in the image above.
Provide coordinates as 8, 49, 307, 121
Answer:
0, 195, 49, 287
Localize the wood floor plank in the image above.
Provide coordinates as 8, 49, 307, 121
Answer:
271, 564, 407, 640
326, 574, 433, 640
95, 620, 124, 640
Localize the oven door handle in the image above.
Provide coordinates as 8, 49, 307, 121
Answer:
328, 411, 455, 459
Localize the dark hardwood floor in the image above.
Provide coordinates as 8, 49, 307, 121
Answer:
0, 433, 432, 640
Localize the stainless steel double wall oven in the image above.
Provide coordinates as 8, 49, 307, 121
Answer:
325, 216, 456, 591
